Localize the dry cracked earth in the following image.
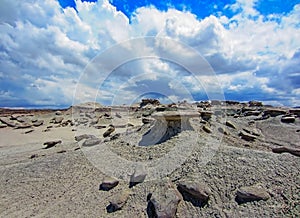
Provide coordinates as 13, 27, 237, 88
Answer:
0, 100, 299, 217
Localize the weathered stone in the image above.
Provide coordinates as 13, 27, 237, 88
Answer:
249, 101, 263, 107
139, 111, 198, 146
16, 116, 31, 123
103, 126, 115, 137
15, 123, 32, 129
55, 111, 62, 115
0, 123, 7, 128
100, 177, 119, 191
281, 116, 295, 123
272, 146, 300, 157
130, 164, 147, 187
236, 185, 270, 204
203, 125, 212, 133
289, 109, 300, 117
239, 130, 257, 141
263, 108, 286, 117
93, 124, 106, 129
148, 186, 182, 218
0, 117, 17, 127
244, 111, 261, 116
33, 120, 44, 127
200, 111, 213, 121
225, 120, 236, 129
140, 99, 160, 108
218, 127, 229, 135
110, 133, 120, 141
82, 138, 101, 147
43, 140, 62, 149
142, 117, 155, 124
54, 116, 64, 124
107, 189, 130, 213
24, 129, 34, 134
115, 113, 122, 118
177, 180, 211, 207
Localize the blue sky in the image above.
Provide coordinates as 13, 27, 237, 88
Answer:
0, 0, 300, 108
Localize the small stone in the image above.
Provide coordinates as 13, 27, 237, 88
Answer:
263, 108, 286, 117
75, 134, 97, 142
148, 186, 182, 218
0, 117, 17, 127
110, 133, 120, 141
130, 164, 147, 187
24, 129, 34, 134
0, 123, 7, 128
218, 127, 229, 135
142, 117, 154, 124
103, 126, 115, 137
82, 138, 101, 147
94, 124, 106, 129
54, 116, 64, 124
203, 125, 212, 133
281, 116, 295, 123
201, 111, 213, 121
239, 130, 257, 141
272, 146, 300, 157
107, 189, 130, 213
33, 120, 44, 127
55, 111, 62, 116
236, 185, 270, 204
177, 180, 211, 207
100, 177, 119, 191
225, 120, 236, 129
43, 140, 62, 149
30, 154, 38, 159
115, 113, 122, 118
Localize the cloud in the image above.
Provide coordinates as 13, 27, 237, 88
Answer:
0, 0, 299, 107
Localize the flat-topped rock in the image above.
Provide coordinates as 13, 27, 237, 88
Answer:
151, 111, 200, 121
139, 111, 199, 146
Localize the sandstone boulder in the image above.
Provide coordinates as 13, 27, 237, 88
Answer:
107, 189, 130, 213
177, 180, 211, 207
100, 177, 119, 191
236, 185, 270, 204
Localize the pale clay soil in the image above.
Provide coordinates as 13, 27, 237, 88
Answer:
0, 104, 299, 218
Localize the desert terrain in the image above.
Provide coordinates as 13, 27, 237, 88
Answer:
0, 100, 299, 217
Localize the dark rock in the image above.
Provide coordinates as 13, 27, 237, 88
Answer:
94, 124, 106, 129
24, 129, 34, 134
249, 101, 263, 107
142, 117, 155, 124
272, 146, 300, 157
281, 116, 295, 123
140, 99, 160, 108
244, 111, 261, 116
200, 111, 213, 121
263, 108, 286, 117
43, 140, 62, 149
110, 133, 120, 141
203, 125, 212, 133
147, 185, 182, 218
100, 177, 119, 191
33, 120, 44, 127
177, 180, 211, 207
239, 131, 257, 141
236, 185, 270, 204
115, 113, 122, 118
107, 189, 130, 213
103, 126, 115, 137
289, 109, 300, 117
225, 120, 236, 129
